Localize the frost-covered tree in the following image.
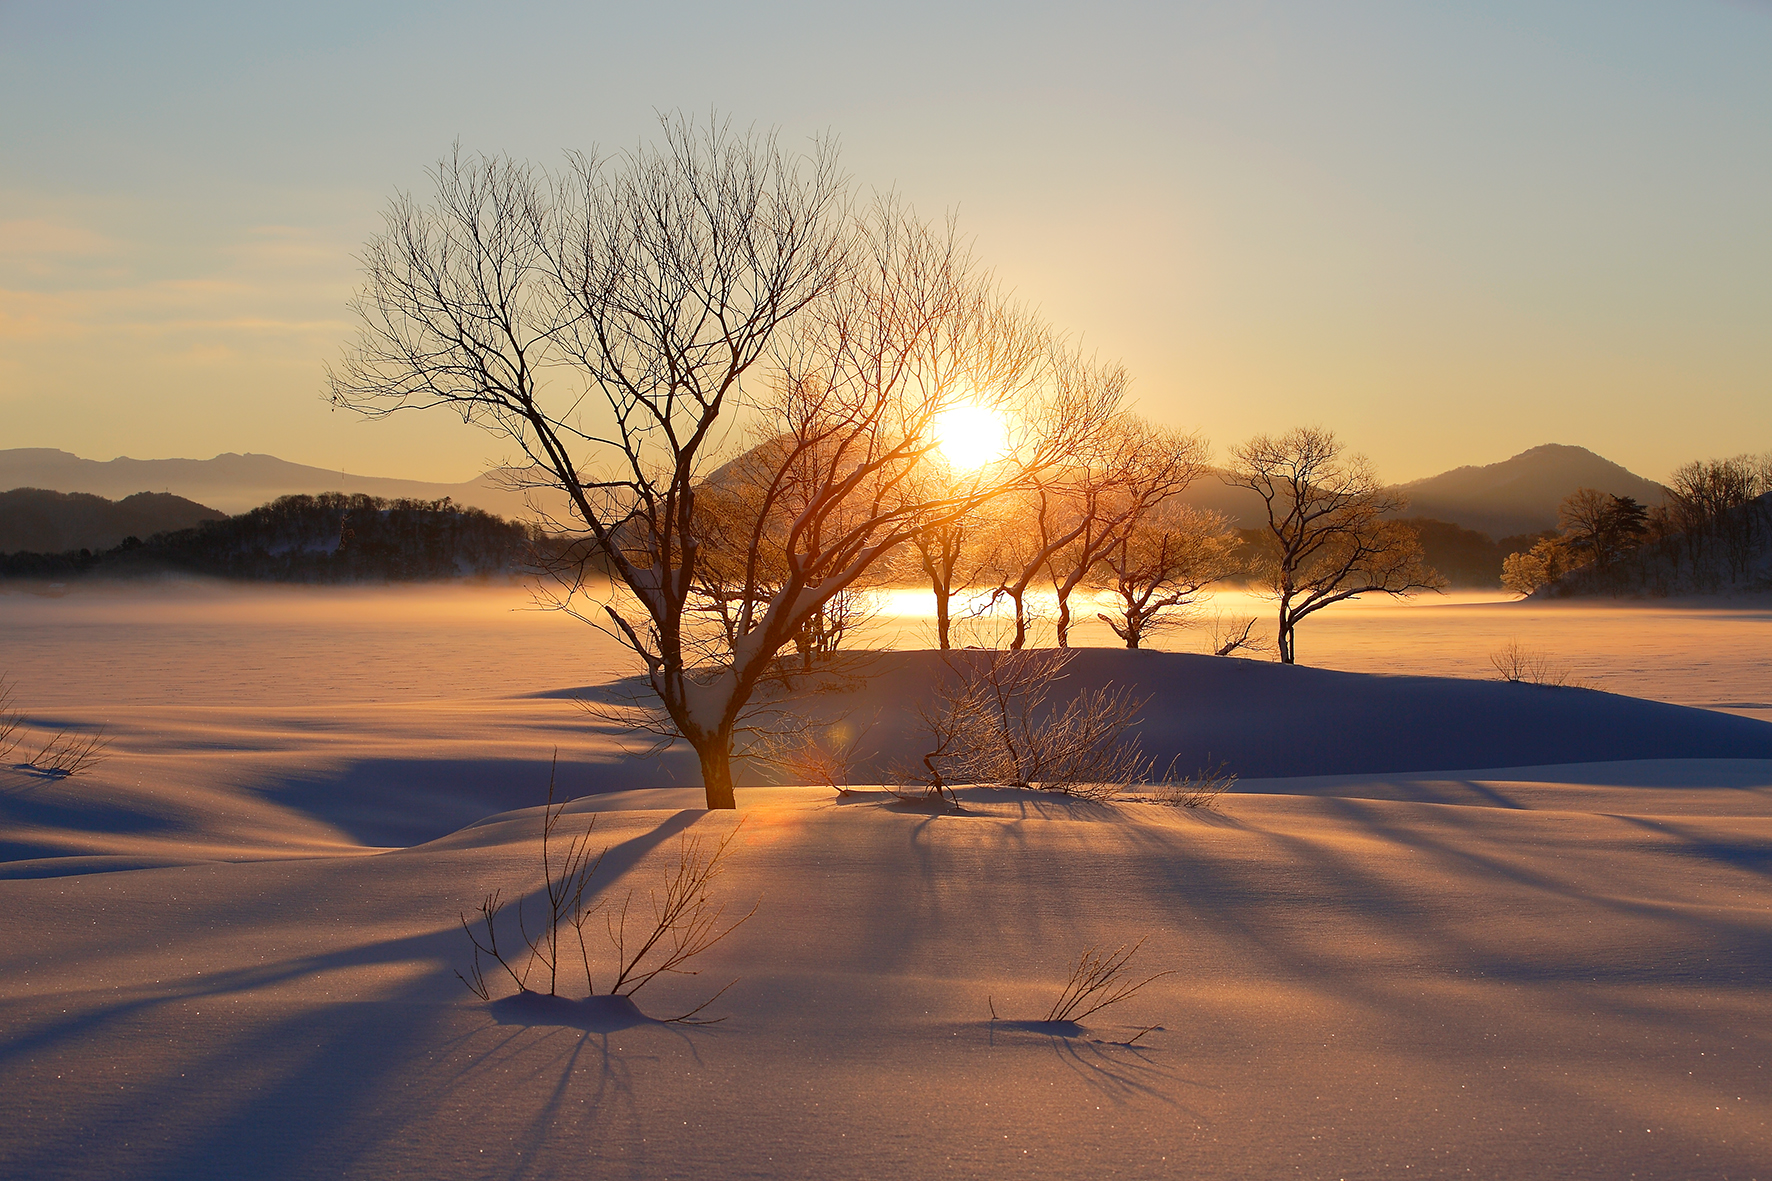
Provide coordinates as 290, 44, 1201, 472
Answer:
1094, 502, 1239, 649
1224, 427, 1443, 664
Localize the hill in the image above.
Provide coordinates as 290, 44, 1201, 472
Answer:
0, 488, 227, 554
0, 448, 540, 518
1396, 443, 1665, 537
1176, 443, 1662, 540
0, 493, 535, 582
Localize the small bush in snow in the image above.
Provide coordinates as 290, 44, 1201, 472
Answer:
458, 758, 755, 1024
897, 648, 1153, 800
1044, 937, 1173, 1024
1152, 760, 1236, 809
1489, 639, 1588, 688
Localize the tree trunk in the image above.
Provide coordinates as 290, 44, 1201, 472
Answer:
1054, 593, 1072, 648
1276, 614, 1295, 664
694, 736, 738, 810
1008, 589, 1029, 650
934, 586, 952, 650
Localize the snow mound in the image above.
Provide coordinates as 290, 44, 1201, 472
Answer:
796, 649, 1772, 782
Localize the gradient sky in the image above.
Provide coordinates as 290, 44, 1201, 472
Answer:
2, 0, 1768, 484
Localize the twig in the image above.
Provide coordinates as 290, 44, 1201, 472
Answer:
1044, 936, 1173, 1023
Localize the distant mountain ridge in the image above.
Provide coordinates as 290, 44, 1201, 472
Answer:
5, 442, 1665, 544
0, 448, 536, 518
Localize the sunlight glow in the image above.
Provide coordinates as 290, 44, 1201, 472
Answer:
932, 401, 1009, 472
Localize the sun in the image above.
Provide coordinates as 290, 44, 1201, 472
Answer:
932, 401, 1009, 472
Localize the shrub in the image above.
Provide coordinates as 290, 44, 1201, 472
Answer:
458, 759, 755, 1023
897, 648, 1153, 801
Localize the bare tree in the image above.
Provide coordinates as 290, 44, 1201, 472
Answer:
331, 119, 1101, 808
905, 501, 1011, 650
985, 393, 1188, 650
1095, 502, 1238, 649
1665, 455, 1770, 583
1205, 613, 1268, 657
1042, 417, 1208, 647
1224, 427, 1443, 664
1558, 488, 1648, 569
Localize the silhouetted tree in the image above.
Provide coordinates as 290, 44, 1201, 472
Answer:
985, 405, 1201, 649
1558, 488, 1648, 569
1224, 427, 1443, 664
331, 120, 1108, 807
1042, 417, 1208, 647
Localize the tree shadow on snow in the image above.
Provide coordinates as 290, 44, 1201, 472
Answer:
0, 810, 713, 1179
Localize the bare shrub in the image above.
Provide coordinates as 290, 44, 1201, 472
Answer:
897, 648, 1153, 800
458, 763, 606, 1001
458, 760, 755, 1023
0, 676, 108, 776
0, 676, 23, 762
603, 828, 755, 1015
756, 719, 875, 794
1206, 613, 1269, 657
28, 728, 110, 778
1044, 936, 1172, 1023
1489, 639, 1585, 688
1152, 760, 1236, 809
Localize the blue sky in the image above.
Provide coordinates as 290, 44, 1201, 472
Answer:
2, 0, 1767, 483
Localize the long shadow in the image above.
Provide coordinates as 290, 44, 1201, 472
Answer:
0, 807, 734, 1179
254, 754, 700, 847
1607, 812, 1772, 879
0, 809, 706, 1074
974, 1018, 1190, 1106
1113, 789, 1772, 1050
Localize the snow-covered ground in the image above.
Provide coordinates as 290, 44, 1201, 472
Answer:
1, 580, 1769, 1178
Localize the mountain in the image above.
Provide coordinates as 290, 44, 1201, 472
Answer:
0, 448, 541, 518
1395, 444, 1666, 538
0, 488, 227, 554
7, 442, 1665, 547
1173, 445, 1663, 537
1173, 477, 1269, 530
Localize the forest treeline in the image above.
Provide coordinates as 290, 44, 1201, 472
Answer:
1501, 453, 1772, 597
0, 493, 537, 582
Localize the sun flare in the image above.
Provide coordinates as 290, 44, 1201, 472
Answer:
932, 401, 1009, 472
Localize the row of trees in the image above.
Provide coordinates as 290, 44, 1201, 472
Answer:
1502, 452, 1772, 596
330, 118, 1438, 808
701, 420, 1442, 666
0, 494, 534, 582
1663, 454, 1772, 585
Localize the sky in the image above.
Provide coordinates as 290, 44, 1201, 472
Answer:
1, 0, 1768, 485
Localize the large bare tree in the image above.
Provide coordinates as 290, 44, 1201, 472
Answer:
331, 121, 1098, 807
1224, 427, 1442, 664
